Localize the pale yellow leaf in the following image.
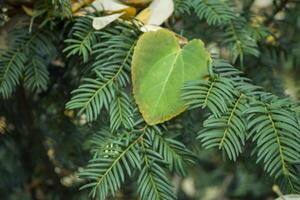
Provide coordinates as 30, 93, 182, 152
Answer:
253, 0, 273, 8
72, 0, 94, 13
90, 0, 129, 12
120, 0, 152, 6
21, 5, 34, 16
136, 7, 151, 24
140, 24, 162, 32
119, 7, 137, 20
136, 0, 174, 25
92, 12, 124, 30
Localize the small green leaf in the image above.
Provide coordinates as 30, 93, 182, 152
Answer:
132, 29, 211, 125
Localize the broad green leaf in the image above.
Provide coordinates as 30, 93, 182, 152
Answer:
132, 29, 211, 125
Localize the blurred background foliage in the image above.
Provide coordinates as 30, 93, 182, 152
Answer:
0, 0, 300, 200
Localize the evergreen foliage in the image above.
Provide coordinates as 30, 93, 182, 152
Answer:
174, 0, 192, 15
66, 21, 141, 122
193, 0, 236, 26
182, 60, 300, 191
0, 26, 56, 97
80, 124, 192, 199
63, 16, 99, 63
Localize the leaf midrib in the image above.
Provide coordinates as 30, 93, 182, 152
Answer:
153, 50, 182, 113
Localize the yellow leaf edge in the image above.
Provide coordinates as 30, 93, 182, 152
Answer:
131, 29, 211, 125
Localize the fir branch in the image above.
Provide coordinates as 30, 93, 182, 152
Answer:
193, 0, 236, 26
66, 21, 140, 122
138, 133, 176, 200
150, 129, 195, 176
0, 27, 55, 97
80, 128, 145, 199
174, 0, 193, 15
182, 76, 235, 117
64, 16, 98, 63
109, 91, 134, 131
223, 19, 260, 64
198, 93, 248, 161
24, 56, 49, 92
246, 100, 300, 191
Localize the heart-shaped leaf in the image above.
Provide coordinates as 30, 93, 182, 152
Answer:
132, 29, 211, 125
